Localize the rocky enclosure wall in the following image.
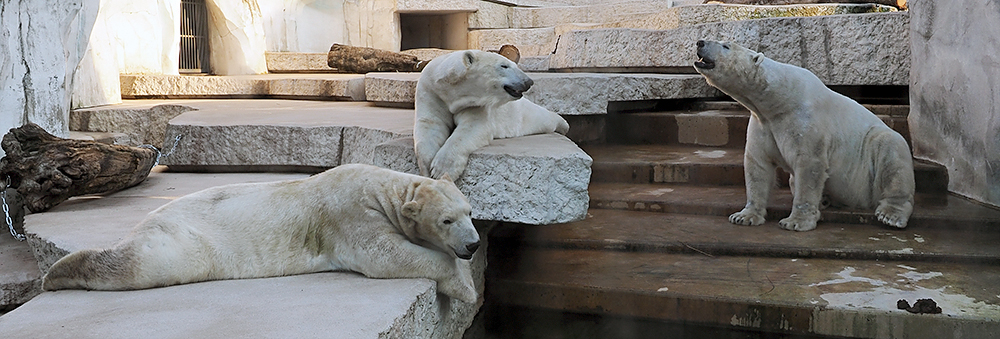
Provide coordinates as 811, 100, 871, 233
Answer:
909, 0, 1000, 207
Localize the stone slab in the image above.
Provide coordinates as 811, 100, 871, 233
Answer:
364, 72, 722, 114
549, 12, 910, 86
373, 134, 592, 225
70, 101, 194, 148
15, 167, 485, 338
121, 74, 366, 100
265, 52, 336, 73
0, 273, 461, 339
0, 235, 41, 309
155, 101, 414, 169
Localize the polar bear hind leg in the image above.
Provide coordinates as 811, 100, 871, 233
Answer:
871, 130, 915, 228
43, 247, 139, 291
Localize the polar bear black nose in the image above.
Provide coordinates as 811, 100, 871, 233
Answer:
697, 40, 705, 48
466, 242, 480, 255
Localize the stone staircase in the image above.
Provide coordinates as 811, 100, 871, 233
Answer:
3, 1, 999, 338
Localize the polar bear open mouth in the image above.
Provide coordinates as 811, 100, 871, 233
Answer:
695, 51, 715, 70
503, 84, 525, 98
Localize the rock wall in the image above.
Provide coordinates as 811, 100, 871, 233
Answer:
909, 0, 1000, 207
0, 0, 98, 142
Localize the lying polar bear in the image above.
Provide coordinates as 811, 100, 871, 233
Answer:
693, 40, 914, 232
414, 49, 570, 180
42, 164, 481, 303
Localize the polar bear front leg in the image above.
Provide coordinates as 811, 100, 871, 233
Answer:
430, 109, 493, 180
872, 131, 915, 228
730, 117, 775, 226
414, 109, 455, 177
355, 234, 478, 303
779, 158, 828, 232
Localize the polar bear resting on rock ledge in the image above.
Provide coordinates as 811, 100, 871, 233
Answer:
42, 164, 481, 303
414, 50, 570, 180
694, 40, 914, 232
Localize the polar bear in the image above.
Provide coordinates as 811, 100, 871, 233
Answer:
42, 164, 481, 303
414, 49, 570, 180
693, 40, 914, 231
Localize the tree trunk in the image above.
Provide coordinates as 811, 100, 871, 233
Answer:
0, 123, 157, 212
327, 44, 428, 73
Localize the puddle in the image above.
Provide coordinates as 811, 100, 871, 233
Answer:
694, 150, 726, 159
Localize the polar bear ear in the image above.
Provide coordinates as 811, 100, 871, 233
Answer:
441, 51, 476, 84
402, 200, 421, 219
752, 52, 764, 66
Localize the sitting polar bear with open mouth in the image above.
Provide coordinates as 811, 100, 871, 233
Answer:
693, 40, 914, 232
42, 164, 481, 303
414, 50, 570, 180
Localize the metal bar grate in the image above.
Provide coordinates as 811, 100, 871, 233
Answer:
179, 0, 209, 74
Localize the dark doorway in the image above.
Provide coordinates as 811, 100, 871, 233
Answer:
180, 0, 210, 74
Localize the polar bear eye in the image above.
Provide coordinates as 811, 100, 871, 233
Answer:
500, 64, 509, 69
443, 219, 453, 225
723, 44, 730, 50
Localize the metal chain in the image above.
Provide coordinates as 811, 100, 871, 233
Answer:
3, 176, 25, 241
139, 134, 183, 166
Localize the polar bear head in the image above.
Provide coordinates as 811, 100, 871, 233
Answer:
419, 49, 534, 112
401, 177, 480, 260
693, 40, 769, 96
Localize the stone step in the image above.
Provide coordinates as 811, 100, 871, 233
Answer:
484, 245, 1000, 338
538, 12, 909, 86
607, 106, 910, 147
472, 2, 895, 30
589, 183, 1000, 236
0, 235, 41, 313
77, 100, 590, 225
583, 144, 949, 194
120, 74, 366, 100
363, 72, 723, 115
265, 52, 335, 73
7, 168, 480, 338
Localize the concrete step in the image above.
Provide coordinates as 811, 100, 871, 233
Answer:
472, 2, 895, 30
484, 244, 1000, 338
0, 235, 41, 313
607, 105, 910, 148
541, 12, 909, 86
583, 144, 949, 194
363, 72, 723, 115
76, 100, 590, 225
6, 168, 480, 338
120, 74, 366, 100
590, 181, 1000, 233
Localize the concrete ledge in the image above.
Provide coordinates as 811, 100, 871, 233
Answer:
70, 102, 195, 148
0, 235, 41, 309
364, 73, 722, 115
121, 74, 366, 100
0, 273, 476, 339
373, 134, 592, 225
15, 167, 485, 338
156, 101, 414, 169
549, 12, 910, 86
266, 52, 336, 73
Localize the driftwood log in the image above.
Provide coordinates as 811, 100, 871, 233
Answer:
705, 0, 907, 9
0, 123, 157, 212
328, 44, 428, 73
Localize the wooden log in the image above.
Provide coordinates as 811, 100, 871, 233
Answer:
705, 0, 906, 9
327, 44, 428, 73
0, 123, 157, 212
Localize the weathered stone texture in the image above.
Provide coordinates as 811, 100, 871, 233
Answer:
120, 74, 364, 100
159, 124, 343, 169
909, 0, 1000, 206
69, 104, 194, 148
549, 12, 910, 86
374, 135, 592, 225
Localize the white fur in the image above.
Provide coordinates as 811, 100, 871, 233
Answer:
42, 164, 480, 303
414, 50, 570, 180
694, 40, 915, 231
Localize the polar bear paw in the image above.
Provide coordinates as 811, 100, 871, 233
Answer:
875, 203, 910, 229
778, 216, 818, 232
729, 209, 765, 226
